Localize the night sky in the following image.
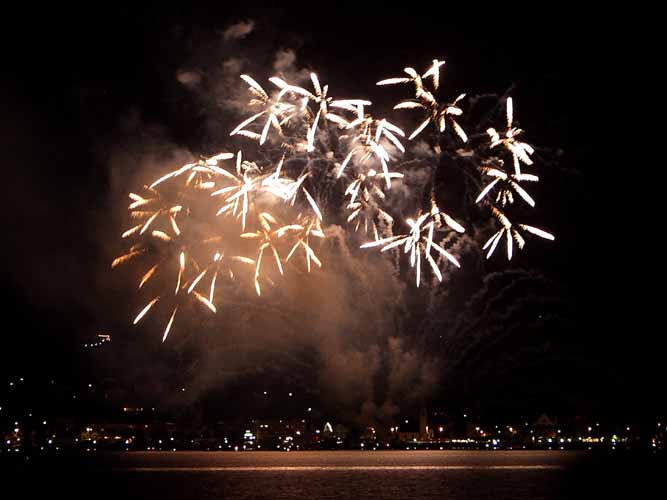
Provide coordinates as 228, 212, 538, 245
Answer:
0, 6, 657, 422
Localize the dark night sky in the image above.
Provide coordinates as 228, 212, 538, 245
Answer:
0, 6, 658, 420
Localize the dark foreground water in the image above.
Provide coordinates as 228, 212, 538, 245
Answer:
4, 450, 663, 499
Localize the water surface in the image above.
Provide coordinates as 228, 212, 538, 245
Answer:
7, 450, 661, 499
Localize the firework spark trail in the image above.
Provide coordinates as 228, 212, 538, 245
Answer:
475, 166, 539, 207
284, 214, 325, 273
379, 62, 468, 142
344, 168, 400, 236
240, 211, 304, 296
360, 203, 463, 286
113, 58, 556, 339
486, 97, 535, 176
482, 207, 554, 261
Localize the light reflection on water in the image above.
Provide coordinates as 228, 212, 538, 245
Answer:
118, 464, 565, 472
104, 452, 573, 500
9, 450, 659, 500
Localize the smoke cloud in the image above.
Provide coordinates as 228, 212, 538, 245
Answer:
1, 16, 567, 426
223, 20, 255, 42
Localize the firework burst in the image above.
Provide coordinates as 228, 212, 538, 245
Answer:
486, 97, 535, 176
361, 203, 463, 286
113, 58, 556, 339
379, 61, 468, 142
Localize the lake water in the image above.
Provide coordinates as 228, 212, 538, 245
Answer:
5, 450, 662, 499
